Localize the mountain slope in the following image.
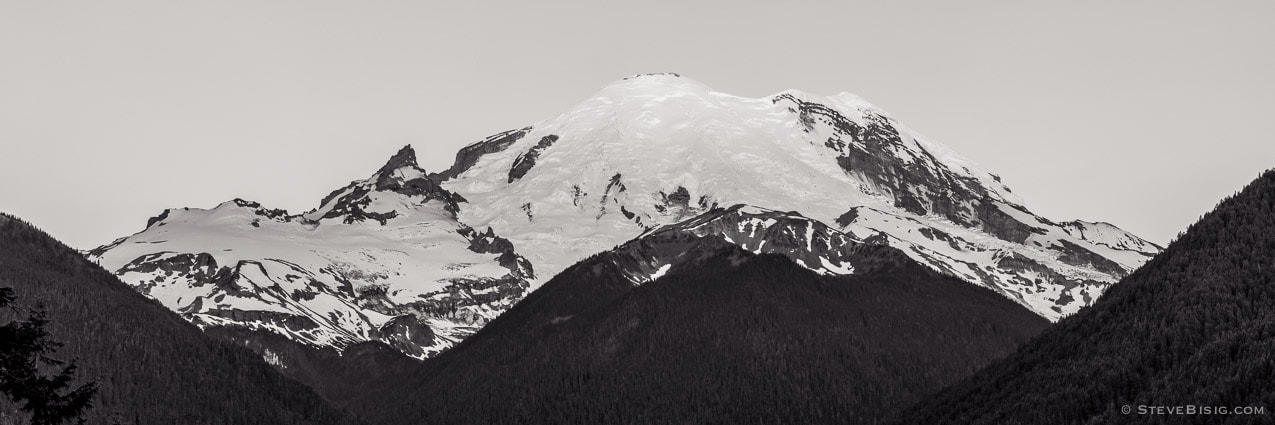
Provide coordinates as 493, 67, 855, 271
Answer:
892, 170, 1275, 425
88, 146, 533, 359
347, 209, 1050, 425
86, 74, 1159, 363
440, 73, 1159, 320
0, 213, 362, 424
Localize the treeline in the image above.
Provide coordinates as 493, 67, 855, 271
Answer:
892, 170, 1275, 425
0, 214, 362, 425
347, 241, 1048, 424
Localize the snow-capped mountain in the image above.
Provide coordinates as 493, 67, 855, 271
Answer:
440, 73, 1160, 320
88, 146, 533, 358
89, 73, 1160, 360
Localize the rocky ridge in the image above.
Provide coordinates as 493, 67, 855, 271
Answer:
88, 148, 534, 359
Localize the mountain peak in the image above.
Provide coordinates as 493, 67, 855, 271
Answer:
622, 72, 683, 80
441, 75, 1159, 319
304, 143, 466, 224
600, 74, 882, 114
616, 72, 689, 85
376, 145, 419, 177
595, 73, 715, 98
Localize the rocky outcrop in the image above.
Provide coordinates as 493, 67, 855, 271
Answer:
459, 225, 535, 278
1054, 239, 1126, 276
623, 72, 681, 80
654, 186, 697, 219
374, 315, 437, 358
117, 252, 234, 292
835, 207, 860, 228
146, 209, 171, 228
431, 127, 531, 182
993, 252, 1104, 313
316, 184, 401, 224
599, 204, 943, 288
775, 93, 1014, 232
316, 146, 466, 223
973, 200, 1047, 244
507, 135, 559, 183
396, 275, 530, 325
608, 205, 864, 282
231, 198, 291, 220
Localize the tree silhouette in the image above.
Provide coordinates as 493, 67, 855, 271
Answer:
0, 287, 97, 425
0, 214, 363, 424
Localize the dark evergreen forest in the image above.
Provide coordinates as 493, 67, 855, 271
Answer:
0, 214, 362, 425
347, 239, 1049, 424
892, 170, 1275, 425
203, 326, 420, 408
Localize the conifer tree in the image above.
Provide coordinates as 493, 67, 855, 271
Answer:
0, 287, 97, 425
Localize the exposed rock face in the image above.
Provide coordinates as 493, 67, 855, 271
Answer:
971, 199, 1047, 244
430, 127, 531, 181
835, 207, 860, 228
374, 316, 436, 359
116, 252, 232, 292
507, 135, 559, 183
624, 72, 681, 80
460, 225, 536, 276
653, 186, 699, 219
770, 92, 1020, 232
766, 92, 1158, 316
604, 205, 949, 287
231, 198, 291, 220
833, 204, 1149, 320
775, 93, 1012, 230
146, 209, 171, 228
610, 205, 862, 283
89, 148, 535, 360
112, 253, 378, 348
316, 145, 466, 223
1053, 239, 1126, 276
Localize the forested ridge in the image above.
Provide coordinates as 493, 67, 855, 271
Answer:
203, 326, 420, 408
892, 170, 1275, 425
348, 239, 1048, 424
0, 214, 362, 425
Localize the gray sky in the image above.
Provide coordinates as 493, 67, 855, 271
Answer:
2, 0, 1272, 249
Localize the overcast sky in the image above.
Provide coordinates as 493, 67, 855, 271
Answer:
2, 0, 1272, 248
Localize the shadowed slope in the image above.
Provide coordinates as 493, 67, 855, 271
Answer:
893, 170, 1275, 425
350, 237, 1048, 424
0, 214, 362, 425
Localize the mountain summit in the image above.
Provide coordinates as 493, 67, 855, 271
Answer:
88, 74, 1159, 362
440, 73, 1160, 319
